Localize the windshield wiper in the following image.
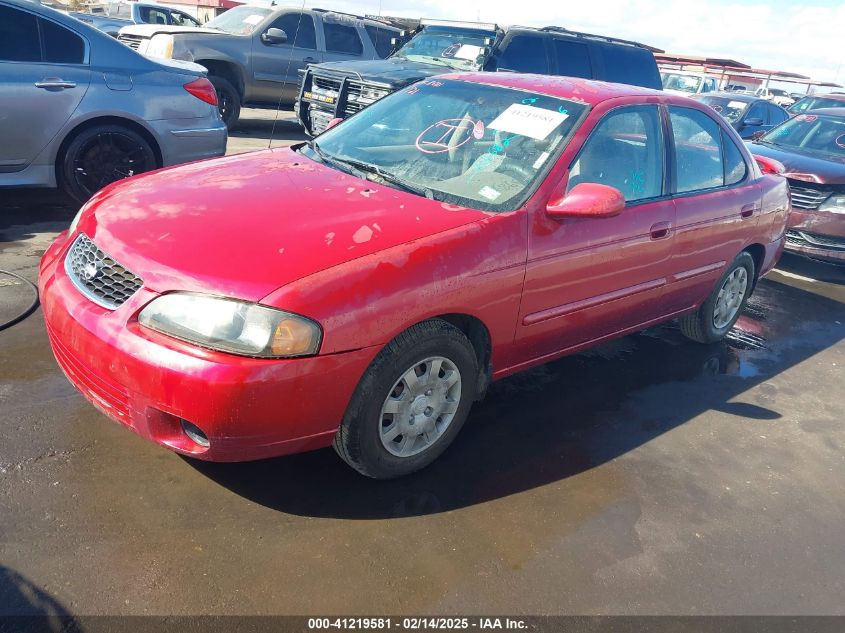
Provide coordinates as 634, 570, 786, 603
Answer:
307, 141, 369, 178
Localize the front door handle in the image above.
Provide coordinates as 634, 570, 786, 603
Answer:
741, 203, 760, 218
35, 79, 77, 90
650, 221, 672, 240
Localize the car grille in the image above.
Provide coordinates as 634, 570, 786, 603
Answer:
312, 75, 341, 93
65, 234, 143, 309
786, 230, 845, 250
788, 183, 831, 210
117, 33, 144, 50
309, 108, 334, 135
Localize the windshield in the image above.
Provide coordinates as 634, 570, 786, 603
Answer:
698, 96, 749, 123
204, 6, 271, 34
304, 79, 587, 212
662, 73, 702, 93
392, 28, 496, 71
759, 113, 845, 158
788, 95, 844, 114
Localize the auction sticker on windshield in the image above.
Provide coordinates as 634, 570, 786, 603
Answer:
243, 14, 264, 25
489, 104, 569, 140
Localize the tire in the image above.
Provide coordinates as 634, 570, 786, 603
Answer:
333, 320, 479, 479
679, 251, 756, 344
209, 75, 241, 130
59, 124, 157, 204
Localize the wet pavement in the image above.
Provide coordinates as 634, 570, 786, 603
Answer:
2, 111, 845, 617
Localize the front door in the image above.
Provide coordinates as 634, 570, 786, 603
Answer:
514, 105, 676, 366
0, 6, 90, 172
251, 11, 321, 104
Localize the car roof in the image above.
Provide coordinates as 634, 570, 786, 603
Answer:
804, 107, 845, 116
798, 94, 845, 103
695, 92, 758, 103
440, 72, 665, 105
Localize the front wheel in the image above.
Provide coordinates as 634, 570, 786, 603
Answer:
333, 320, 479, 479
679, 251, 755, 344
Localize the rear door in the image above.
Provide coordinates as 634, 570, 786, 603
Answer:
0, 4, 90, 172
251, 11, 321, 104
515, 104, 676, 364
662, 105, 761, 312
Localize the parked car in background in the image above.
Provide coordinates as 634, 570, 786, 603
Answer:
40, 73, 788, 478
119, 6, 400, 128
749, 109, 845, 264
297, 21, 662, 135
754, 86, 794, 107
788, 93, 845, 115
69, 1, 200, 37
724, 84, 750, 93
693, 92, 789, 139
0, 0, 226, 202
661, 70, 719, 96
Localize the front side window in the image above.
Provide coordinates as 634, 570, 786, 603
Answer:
746, 102, 767, 124
494, 34, 549, 74
365, 25, 394, 58
139, 7, 168, 25
307, 79, 587, 212
569, 105, 664, 202
268, 12, 316, 49
323, 22, 362, 55
0, 6, 41, 62
722, 130, 747, 185
767, 104, 788, 126
759, 113, 845, 158
669, 106, 725, 193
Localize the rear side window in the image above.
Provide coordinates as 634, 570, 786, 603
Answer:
0, 5, 41, 62
599, 45, 660, 89
269, 13, 316, 50
669, 106, 726, 193
324, 22, 363, 55
365, 25, 394, 58
494, 34, 549, 74
722, 130, 747, 185
569, 105, 664, 202
552, 39, 591, 78
42, 19, 85, 64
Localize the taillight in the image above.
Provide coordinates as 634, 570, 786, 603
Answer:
183, 77, 218, 106
753, 154, 786, 175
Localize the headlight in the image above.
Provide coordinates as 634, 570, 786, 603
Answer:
146, 34, 174, 59
138, 293, 322, 358
818, 194, 845, 214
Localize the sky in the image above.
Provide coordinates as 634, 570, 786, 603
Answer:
299, 0, 845, 89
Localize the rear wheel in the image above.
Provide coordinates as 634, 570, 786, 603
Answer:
679, 251, 755, 344
59, 124, 157, 203
209, 75, 241, 130
333, 320, 479, 479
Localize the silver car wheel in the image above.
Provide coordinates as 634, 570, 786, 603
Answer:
713, 267, 748, 330
379, 356, 462, 458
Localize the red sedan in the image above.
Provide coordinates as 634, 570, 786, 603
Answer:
40, 74, 790, 479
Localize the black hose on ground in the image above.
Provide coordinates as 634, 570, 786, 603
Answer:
0, 270, 40, 332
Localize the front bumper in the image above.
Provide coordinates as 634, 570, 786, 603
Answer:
151, 117, 228, 168
39, 233, 379, 462
785, 208, 845, 264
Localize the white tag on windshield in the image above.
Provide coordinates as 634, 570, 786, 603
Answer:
728, 101, 747, 109
243, 14, 264, 25
489, 104, 568, 140
454, 44, 483, 61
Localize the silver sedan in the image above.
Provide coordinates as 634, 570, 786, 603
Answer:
0, 0, 226, 202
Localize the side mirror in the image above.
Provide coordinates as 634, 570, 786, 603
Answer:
744, 117, 764, 127
261, 28, 288, 45
751, 130, 766, 141
324, 117, 343, 131
546, 182, 625, 220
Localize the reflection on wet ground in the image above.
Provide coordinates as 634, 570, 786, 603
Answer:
190, 274, 844, 520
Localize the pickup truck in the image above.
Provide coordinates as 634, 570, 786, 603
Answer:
118, 6, 400, 128
69, 2, 200, 37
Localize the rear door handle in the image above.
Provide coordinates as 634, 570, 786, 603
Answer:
35, 79, 77, 90
650, 221, 672, 240
741, 203, 760, 218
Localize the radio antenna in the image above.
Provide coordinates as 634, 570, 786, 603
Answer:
268, 0, 308, 149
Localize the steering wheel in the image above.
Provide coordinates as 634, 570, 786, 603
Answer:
495, 160, 535, 183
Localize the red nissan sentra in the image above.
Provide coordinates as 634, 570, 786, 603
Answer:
40, 74, 790, 479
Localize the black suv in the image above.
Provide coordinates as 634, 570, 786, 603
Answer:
295, 19, 662, 134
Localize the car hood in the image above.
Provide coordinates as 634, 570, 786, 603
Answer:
748, 141, 845, 185
314, 58, 450, 85
119, 24, 223, 36
83, 148, 486, 302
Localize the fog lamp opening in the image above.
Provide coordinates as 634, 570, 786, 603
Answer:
180, 420, 210, 448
